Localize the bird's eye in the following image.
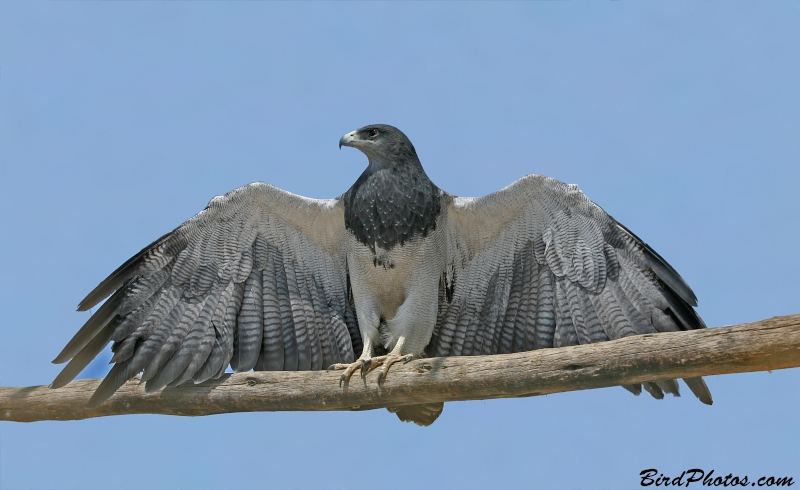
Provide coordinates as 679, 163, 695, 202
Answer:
368, 129, 379, 137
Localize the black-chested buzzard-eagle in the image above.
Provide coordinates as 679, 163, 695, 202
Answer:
52, 124, 711, 426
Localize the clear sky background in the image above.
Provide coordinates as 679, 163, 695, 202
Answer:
1, 2, 798, 489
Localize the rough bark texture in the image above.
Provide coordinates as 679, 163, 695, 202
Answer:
2, 314, 799, 423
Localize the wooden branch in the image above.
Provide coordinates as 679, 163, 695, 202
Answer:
2, 314, 799, 423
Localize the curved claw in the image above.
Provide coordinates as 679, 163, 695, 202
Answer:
327, 364, 338, 371
403, 355, 414, 364
377, 371, 384, 387
339, 374, 346, 388
360, 358, 372, 377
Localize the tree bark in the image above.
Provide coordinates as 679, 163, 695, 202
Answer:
2, 314, 799, 423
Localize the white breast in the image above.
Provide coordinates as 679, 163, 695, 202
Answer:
345, 222, 448, 353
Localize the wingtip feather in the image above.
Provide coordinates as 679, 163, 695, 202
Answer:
51, 326, 113, 389
77, 230, 176, 312
615, 222, 699, 307
86, 363, 133, 408
683, 377, 713, 405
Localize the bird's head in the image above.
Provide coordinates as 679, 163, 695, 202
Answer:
339, 124, 420, 168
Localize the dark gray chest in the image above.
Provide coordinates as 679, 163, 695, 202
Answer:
343, 166, 441, 253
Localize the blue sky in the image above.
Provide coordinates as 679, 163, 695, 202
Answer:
1, 2, 798, 489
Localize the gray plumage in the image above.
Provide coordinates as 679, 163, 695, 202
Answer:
53, 124, 712, 426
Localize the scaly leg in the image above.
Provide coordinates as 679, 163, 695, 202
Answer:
333, 333, 421, 386
328, 338, 378, 387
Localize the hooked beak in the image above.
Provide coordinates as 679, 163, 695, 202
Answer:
339, 131, 357, 149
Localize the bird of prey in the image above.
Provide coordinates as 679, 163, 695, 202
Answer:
52, 124, 712, 426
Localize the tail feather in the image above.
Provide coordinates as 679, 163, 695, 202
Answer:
386, 402, 445, 427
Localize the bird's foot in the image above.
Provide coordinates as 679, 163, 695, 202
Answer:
328, 358, 374, 387
375, 354, 414, 386
328, 354, 413, 387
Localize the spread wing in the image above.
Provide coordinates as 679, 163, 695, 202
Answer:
431, 175, 712, 404
52, 183, 360, 407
